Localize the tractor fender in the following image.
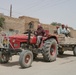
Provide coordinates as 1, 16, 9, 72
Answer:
44, 35, 58, 44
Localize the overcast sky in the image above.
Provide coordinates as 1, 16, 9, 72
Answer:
0, 0, 76, 29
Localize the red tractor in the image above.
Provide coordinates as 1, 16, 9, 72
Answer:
0, 22, 58, 68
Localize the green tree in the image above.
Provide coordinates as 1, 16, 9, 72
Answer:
57, 23, 62, 26
0, 17, 5, 28
51, 22, 57, 26
51, 22, 62, 26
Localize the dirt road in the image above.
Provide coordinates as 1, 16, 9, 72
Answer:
0, 51, 76, 75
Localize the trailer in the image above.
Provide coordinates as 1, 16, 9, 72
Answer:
58, 34, 76, 55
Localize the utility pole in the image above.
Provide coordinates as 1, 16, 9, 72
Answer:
10, 4, 12, 17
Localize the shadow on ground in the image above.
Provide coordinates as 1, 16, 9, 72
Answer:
0, 61, 19, 67
34, 55, 44, 62
57, 53, 74, 58
0, 53, 75, 67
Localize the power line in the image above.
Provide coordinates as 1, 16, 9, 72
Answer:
16, 0, 70, 15
19, 0, 53, 13
0, 6, 23, 17
13, 0, 39, 11
13, 0, 48, 15
0, 0, 71, 17
0, 0, 50, 16
28, 0, 71, 14
0, 7, 9, 12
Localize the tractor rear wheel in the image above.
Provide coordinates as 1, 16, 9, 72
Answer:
43, 38, 58, 62
19, 50, 33, 68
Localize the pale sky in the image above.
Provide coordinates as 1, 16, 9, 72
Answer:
0, 0, 76, 29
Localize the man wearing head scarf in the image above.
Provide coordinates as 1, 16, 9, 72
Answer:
57, 24, 66, 35
35, 23, 45, 47
65, 25, 71, 37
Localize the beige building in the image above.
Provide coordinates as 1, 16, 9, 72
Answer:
0, 13, 76, 38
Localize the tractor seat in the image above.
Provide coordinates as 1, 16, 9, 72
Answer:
44, 30, 49, 36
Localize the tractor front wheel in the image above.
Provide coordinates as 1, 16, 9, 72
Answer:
19, 50, 33, 68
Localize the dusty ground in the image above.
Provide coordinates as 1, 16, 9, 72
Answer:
0, 51, 76, 75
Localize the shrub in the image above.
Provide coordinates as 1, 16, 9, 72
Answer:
0, 17, 5, 28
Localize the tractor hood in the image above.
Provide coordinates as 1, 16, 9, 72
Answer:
9, 34, 37, 44
9, 34, 28, 39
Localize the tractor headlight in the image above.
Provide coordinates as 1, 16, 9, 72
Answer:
12, 39, 15, 42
